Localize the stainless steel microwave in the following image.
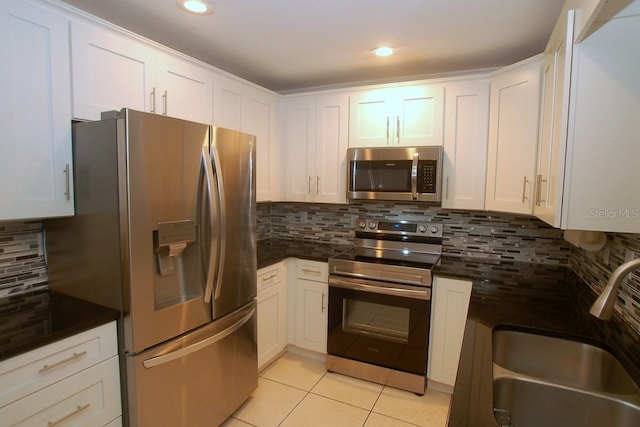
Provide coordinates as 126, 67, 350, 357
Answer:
346, 146, 443, 202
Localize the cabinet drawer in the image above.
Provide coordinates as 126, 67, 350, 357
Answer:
257, 262, 285, 291
0, 321, 117, 407
296, 260, 328, 282
0, 356, 121, 426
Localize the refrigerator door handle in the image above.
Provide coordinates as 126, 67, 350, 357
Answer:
142, 305, 255, 369
201, 145, 217, 303
210, 142, 227, 301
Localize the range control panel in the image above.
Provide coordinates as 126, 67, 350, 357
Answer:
355, 218, 443, 238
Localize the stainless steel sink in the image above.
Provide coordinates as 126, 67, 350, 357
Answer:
492, 329, 640, 427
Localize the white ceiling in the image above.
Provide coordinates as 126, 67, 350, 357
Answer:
58, 0, 565, 93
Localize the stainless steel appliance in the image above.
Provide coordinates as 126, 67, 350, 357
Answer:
46, 109, 257, 426
327, 218, 443, 394
346, 146, 443, 202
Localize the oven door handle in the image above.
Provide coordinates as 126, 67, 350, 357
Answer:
329, 276, 430, 300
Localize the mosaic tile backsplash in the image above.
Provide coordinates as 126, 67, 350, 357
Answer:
259, 201, 571, 264
0, 222, 47, 298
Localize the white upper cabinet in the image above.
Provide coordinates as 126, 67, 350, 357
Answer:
0, 0, 74, 220
349, 84, 445, 147
534, 10, 575, 227
558, 4, 640, 232
284, 93, 349, 203
214, 74, 281, 202
442, 78, 490, 210
485, 56, 543, 215
70, 20, 213, 124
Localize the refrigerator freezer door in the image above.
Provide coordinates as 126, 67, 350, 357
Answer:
127, 301, 257, 427
124, 110, 213, 353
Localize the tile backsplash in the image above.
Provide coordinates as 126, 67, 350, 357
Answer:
570, 233, 640, 335
259, 201, 571, 264
0, 222, 47, 298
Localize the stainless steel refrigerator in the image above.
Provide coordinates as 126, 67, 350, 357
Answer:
46, 108, 257, 426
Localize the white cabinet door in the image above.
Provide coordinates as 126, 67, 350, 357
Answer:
284, 94, 348, 203
257, 263, 287, 369
285, 99, 316, 202
349, 84, 444, 147
485, 56, 542, 215
295, 278, 328, 354
70, 20, 155, 121
429, 277, 472, 387
0, 0, 74, 220
442, 79, 490, 210
214, 74, 281, 201
534, 10, 575, 227
156, 53, 213, 124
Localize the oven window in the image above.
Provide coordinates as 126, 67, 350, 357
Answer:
343, 299, 410, 344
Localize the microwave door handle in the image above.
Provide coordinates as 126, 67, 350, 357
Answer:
411, 152, 419, 200
210, 142, 226, 301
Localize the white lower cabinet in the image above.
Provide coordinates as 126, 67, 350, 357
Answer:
0, 321, 121, 426
292, 260, 328, 354
429, 277, 472, 388
257, 262, 288, 369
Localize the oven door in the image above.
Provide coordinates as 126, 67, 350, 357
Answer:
327, 276, 431, 376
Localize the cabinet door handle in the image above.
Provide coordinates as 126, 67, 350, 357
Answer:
396, 116, 400, 144
535, 174, 547, 206
445, 176, 449, 200
386, 116, 390, 144
150, 87, 156, 113
316, 175, 320, 195
521, 176, 529, 203
39, 351, 87, 373
47, 403, 91, 426
162, 90, 168, 116
321, 292, 326, 312
63, 164, 71, 201
308, 176, 312, 194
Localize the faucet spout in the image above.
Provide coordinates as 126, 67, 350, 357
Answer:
590, 258, 640, 320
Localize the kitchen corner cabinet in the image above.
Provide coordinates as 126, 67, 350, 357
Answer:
442, 78, 490, 210
534, 5, 640, 232
485, 55, 543, 215
0, 321, 121, 426
284, 93, 349, 203
257, 262, 288, 370
429, 277, 472, 388
534, 9, 575, 227
70, 20, 213, 124
213, 74, 282, 202
292, 260, 329, 353
0, 0, 74, 221
348, 84, 445, 147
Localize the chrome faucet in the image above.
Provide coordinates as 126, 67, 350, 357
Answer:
590, 258, 640, 320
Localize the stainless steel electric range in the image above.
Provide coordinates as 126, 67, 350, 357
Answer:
327, 218, 443, 394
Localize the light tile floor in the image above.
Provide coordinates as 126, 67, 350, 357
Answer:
222, 352, 451, 427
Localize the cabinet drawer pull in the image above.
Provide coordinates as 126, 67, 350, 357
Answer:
302, 268, 321, 275
261, 273, 277, 282
39, 351, 87, 373
47, 403, 91, 426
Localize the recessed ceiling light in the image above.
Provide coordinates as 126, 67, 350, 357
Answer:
372, 46, 395, 57
177, 0, 214, 15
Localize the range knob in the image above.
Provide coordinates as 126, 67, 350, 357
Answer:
359, 221, 367, 229
418, 225, 427, 233
368, 222, 377, 229
430, 225, 439, 234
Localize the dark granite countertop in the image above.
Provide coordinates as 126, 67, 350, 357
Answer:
0, 290, 119, 362
435, 256, 640, 426
257, 238, 350, 269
